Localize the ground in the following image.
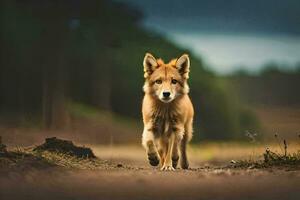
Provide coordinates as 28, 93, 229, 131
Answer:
1, 143, 300, 200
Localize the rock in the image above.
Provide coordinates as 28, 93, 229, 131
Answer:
117, 163, 123, 168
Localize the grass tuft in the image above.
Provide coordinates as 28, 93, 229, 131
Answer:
231, 134, 300, 169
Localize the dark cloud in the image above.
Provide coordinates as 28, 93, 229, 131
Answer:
116, 0, 300, 35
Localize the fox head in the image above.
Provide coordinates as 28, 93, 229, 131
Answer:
143, 53, 190, 103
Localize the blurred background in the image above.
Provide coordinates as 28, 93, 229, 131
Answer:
0, 0, 300, 146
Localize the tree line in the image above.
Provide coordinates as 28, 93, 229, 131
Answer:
0, 0, 259, 140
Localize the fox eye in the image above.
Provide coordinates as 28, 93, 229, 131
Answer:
171, 79, 177, 84
155, 79, 162, 84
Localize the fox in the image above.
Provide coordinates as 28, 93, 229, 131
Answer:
142, 53, 194, 171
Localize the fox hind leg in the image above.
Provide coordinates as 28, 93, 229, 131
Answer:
171, 138, 179, 169
180, 134, 189, 169
180, 121, 192, 169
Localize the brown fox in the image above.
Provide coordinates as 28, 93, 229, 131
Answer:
142, 53, 194, 171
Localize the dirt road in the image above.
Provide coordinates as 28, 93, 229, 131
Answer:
1, 145, 300, 200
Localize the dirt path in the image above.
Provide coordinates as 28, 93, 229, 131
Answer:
1, 145, 300, 200
1, 168, 300, 200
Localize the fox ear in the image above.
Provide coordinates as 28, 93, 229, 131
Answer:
143, 53, 158, 78
176, 54, 190, 79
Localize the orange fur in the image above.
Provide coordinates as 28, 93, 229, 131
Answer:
142, 53, 194, 170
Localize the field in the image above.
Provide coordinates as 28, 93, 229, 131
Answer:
1, 105, 300, 200
1, 141, 300, 200
254, 106, 300, 139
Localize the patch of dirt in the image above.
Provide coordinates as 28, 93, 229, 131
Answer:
1, 139, 300, 200
33, 137, 96, 158
1, 167, 300, 200
0, 151, 55, 172
0, 137, 118, 171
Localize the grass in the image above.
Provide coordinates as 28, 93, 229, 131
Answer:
230, 133, 300, 169
68, 102, 141, 129
230, 150, 300, 169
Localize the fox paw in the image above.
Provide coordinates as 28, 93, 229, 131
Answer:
181, 160, 189, 170
172, 156, 179, 169
148, 153, 159, 166
161, 165, 175, 171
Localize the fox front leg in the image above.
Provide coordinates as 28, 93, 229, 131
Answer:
142, 128, 160, 166
161, 134, 175, 171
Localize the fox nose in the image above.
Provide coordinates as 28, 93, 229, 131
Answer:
163, 92, 170, 98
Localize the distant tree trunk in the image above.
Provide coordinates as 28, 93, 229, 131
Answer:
42, 52, 70, 130
91, 53, 112, 110
40, 12, 70, 129
0, 8, 3, 111
42, 69, 52, 129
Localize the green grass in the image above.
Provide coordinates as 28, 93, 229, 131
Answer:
68, 101, 141, 129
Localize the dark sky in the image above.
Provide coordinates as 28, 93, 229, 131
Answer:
115, 0, 300, 74
116, 0, 300, 35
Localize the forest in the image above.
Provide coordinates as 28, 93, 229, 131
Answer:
0, 0, 263, 140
